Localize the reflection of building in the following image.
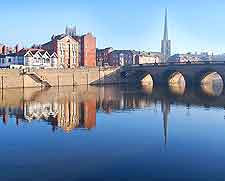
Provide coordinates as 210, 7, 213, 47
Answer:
0, 93, 96, 133
80, 100, 96, 129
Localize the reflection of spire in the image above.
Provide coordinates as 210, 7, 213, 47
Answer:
163, 110, 168, 145
161, 99, 170, 145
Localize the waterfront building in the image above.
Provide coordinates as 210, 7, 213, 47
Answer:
42, 34, 80, 68
0, 48, 57, 68
135, 51, 161, 64
108, 50, 137, 66
80, 33, 96, 67
96, 47, 113, 66
161, 9, 171, 63
42, 28, 96, 68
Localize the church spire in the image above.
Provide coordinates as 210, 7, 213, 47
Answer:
163, 8, 168, 41
161, 8, 171, 63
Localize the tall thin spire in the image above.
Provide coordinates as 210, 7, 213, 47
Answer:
161, 8, 171, 63
163, 8, 168, 41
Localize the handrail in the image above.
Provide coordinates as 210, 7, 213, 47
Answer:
25, 71, 52, 87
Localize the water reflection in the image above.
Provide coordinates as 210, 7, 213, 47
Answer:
0, 82, 224, 135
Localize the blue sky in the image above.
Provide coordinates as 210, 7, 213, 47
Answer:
1, 0, 225, 54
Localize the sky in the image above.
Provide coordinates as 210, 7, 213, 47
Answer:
1, 0, 225, 54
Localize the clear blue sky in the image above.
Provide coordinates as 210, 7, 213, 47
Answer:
1, 0, 225, 54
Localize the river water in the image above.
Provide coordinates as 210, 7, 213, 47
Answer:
0, 83, 225, 180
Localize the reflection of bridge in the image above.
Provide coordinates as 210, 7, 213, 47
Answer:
121, 62, 225, 86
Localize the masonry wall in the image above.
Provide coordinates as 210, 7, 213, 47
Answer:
0, 67, 121, 89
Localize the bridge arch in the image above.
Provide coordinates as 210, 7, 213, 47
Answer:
120, 70, 156, 85
162, 70, 187, 87
198, 70, 224, 85
140, 74, 154, 85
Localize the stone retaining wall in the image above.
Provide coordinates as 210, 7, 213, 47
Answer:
0, 67, 122, 88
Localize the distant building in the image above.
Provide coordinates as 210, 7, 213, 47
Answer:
161, 9, 171, 63
168, 53, 202, 63
65, 25, 77, 37
108, 50, 137, 66
96, 47, 113, 66
135, 52, 161, 64
42, 34, 79, 68
211, 54, 225, 61
80, 33, 96, 67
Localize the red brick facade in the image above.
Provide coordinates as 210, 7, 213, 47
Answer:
42, 34, 79, 68
80, 33, 96, 67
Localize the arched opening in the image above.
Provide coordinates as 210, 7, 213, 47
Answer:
141, 83, 153, 95
169, 83, 185, 96
201, 72, 224, 96
168, 72, 186, 88
141, 74, 154, 85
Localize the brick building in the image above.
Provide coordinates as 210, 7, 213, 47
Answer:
108, 50, 137, 66
42, 34, 80, 68
80, 33, 96, 67
96, 47, 113, 66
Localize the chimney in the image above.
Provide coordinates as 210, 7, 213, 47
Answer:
2, 45, 6, 55
15, 44, 19, 53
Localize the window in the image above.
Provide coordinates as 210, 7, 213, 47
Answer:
8, 58, 11, 63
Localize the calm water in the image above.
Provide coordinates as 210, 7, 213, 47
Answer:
1, 83, 225, 180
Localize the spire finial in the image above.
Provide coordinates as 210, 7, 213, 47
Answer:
163, 8, 168, 41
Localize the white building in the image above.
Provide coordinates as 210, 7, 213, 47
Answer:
0, 48, 58, 69
135, 52, 161, 64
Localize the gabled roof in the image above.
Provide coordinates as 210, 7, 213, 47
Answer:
50, 52, 58, 58
16, 49, 32, 56
40, 50, 51, 57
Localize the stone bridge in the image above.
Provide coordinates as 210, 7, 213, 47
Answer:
120, 62, 225, 87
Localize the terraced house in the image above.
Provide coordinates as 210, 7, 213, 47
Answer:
0, 48, 57, 68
